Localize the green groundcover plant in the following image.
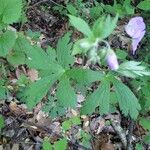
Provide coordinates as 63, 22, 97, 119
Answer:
0, 0, 150, 149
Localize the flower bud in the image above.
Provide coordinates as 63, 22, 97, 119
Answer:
106, 50, 119, 70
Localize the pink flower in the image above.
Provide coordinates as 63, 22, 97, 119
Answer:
125, 17, 146, 54
106, 50, 119, 70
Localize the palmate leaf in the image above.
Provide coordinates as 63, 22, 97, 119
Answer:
0, 30, 16, 57
14, 35, 64, 73
66, 68, 104, 86
81, 79, 110, 115
0, 0, 22, 24
68, 15, 93, 38
20, 73, 62, 109
56, 32, 74, 69
113, 78, 141, 119
57, 76, 77, 108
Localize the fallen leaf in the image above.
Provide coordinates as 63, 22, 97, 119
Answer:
27, 69, 39, 82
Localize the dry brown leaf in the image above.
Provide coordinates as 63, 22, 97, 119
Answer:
27, 69, 39, 82
101, 143, 115, 150
9, 102, 27, 115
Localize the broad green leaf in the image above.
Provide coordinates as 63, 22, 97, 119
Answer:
139, 118, 150, 131
113, 79, 141, 119
0, 30, 16, 57
20, 73, 62, 109
57, 76, 77, 108
7, 51, 25, 65
0, 0, 22, 24
68, 15, 93, 37
66, 68, 104, 86
42, 138, 52, 150
56, 32, 74, 69
0, 115, 5, 129
81, 79, 110, 115
54, 139, 67, 150
137, 1, 150, 11
92, 14, 118, 39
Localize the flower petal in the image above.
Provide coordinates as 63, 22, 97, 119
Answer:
132, 30, 145, 54
125, 16, 146, 39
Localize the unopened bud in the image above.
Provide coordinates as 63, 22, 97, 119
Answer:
106, 50, 119, 70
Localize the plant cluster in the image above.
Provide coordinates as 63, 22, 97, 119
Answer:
0, 0, 150, 149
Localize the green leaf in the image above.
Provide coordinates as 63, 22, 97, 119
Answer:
137, 0, 150, 11
144, 134, 150, 144
116, 49, 127, 60
81, 79, 110, 115
67, 4, 78, 16
90, 6, 103, 18
62, 120, 72, 131
139, 118, 150, 131
0, 30, 16, 57
66, 68, 104, 86
135, 143, 143, 150
20, 73, 62, 109
42, 138, 52, 150
0, 0, 22, 24
113, 79, 141, 119
14, 35, 64, 73
54, 139, 67, 150
123, 0, 134, 15
62, 116, 81, 131
68, 15, 93, 37
92, 14, 118, 39
42, 96, 66, 118
0, 87, 6, 100
7, 51, 25, 65
56, 32, 74, 69
72, 38, 93, 55
118, 61, 150, 78
0, 115, 5, 129
46, 46, 57, 63
57, 76, 77, 108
